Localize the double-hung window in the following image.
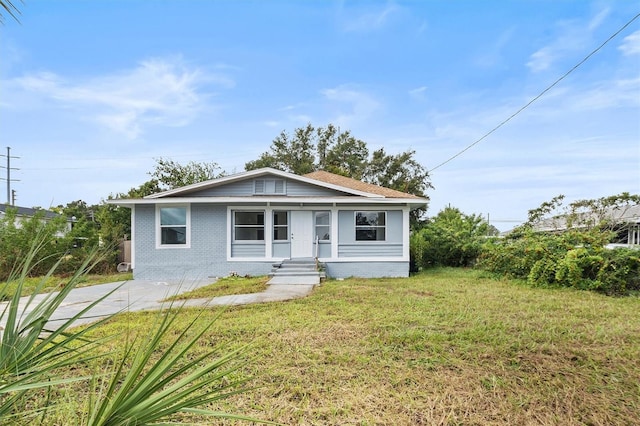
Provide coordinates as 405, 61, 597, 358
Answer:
234, 211, 265, 241
315, 211, 331, 241
159, 206, 189, 246
273, 211, 289, 240
355, 211, 386, 241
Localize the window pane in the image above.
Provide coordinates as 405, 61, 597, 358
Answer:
356, 228, 376, 241
316, 225, 330, 241
356, 211, 383, 226
273, 211, 288, 225
235, 227, 264, 241
355, 211, 386, 241
274, 227, 288, 240
162, 226, 186, 244
161, 207, 186, 226
315, 211, 330, 226
235, 212, 264, 225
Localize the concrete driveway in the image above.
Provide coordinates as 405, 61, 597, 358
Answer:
1, 277, 316, 332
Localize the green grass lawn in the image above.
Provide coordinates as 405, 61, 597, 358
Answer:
44, 268, 640, 425
165, 275, 269, 300
1, 272, 133, 298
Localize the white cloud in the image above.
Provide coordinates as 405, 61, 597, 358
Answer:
619, 30, 640, 56
588, 7, 610, 31
408, 86, 428, 100
527, 47, 556, 73
6, 57, 231, 139
338, 3, 399, 32
526, 7, 609, 72
320, 85, 380, 127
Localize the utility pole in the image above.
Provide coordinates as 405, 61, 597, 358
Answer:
0, 147, 20, 205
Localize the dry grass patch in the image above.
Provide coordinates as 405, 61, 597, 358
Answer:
34, 268, 640, 425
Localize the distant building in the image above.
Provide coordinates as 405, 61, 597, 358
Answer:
0, 204, 72, 237
531, 204, 640, 248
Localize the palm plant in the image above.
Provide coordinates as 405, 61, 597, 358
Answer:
0, 229, 276, 425
0, 0, 20, 24
83, 307, 271, 425
0, 236, 118, 422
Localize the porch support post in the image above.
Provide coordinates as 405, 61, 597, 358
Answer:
265, 206, 273, 258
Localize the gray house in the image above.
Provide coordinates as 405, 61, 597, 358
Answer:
111, 168, 427, 280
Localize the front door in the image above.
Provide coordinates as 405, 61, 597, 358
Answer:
290, 211, 313, 258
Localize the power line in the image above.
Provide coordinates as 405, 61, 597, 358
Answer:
428, 12, 640, 173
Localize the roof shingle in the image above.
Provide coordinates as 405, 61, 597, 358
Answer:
304, 170, 422, 199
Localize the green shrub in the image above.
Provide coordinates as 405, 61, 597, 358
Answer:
411, 207, 493, 270
479, 228, 640, 296
594, 248, 640, 295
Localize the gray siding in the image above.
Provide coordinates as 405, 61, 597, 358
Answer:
285, 180, 346, 197
186, 178, 347, 197
188, 180, 254, 197
338, 244, 403, 257
231, 244, 265, 257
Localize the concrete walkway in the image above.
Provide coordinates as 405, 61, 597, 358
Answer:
1, 276, 317, 332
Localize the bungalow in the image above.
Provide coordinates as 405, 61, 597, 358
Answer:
109, 168, 428, 280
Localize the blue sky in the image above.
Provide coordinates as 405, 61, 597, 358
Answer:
1, 1, 638, 230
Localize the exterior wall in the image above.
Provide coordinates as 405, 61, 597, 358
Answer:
189, 180, 254, 196
273, 241, 291, 258
316, 242, 331, 258
325, 261, 409, 278
133, 203, 275, 280
285, 181, 343, 197
133, 202, 411, 281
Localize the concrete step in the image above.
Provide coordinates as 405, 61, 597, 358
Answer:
272, 262, 317, 268
272, 271, 320, 277
270, 258, 325, 282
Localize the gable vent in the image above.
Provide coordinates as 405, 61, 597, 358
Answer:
254, 179, 285, 194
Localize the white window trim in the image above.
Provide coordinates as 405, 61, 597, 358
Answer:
232, 210, 267, 243
273, 210, 290, 242
228, 206, 272, 261
156, 204, 191, 249
314, 211, 331, 242
354, 210, 387, 242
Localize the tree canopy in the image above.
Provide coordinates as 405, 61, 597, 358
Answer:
246, 123, 432, 201
150, 157, 224, 191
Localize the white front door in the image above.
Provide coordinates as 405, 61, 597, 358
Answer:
290, 211, 313, 258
